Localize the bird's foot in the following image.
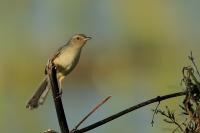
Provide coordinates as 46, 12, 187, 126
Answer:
55, 90, 62, 100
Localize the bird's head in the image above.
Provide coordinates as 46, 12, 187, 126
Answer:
70, 34, 91, 47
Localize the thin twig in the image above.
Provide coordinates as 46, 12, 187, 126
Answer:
156, 107, 184, 132
72, 96, 111, 131
189, 51, 200, 78
172, 121, 184, 133
73, 91, 187, 133
151, 101, 160, 127
47, 63, 69, 133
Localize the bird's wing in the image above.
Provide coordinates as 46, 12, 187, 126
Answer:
44, 42, 69, 74
51, 43, 68, 61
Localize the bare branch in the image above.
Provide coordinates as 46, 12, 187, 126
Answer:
47, 62, 70, 133
73, 91, 187, 133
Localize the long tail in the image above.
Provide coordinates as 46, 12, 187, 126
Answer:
26, 77, 50, 109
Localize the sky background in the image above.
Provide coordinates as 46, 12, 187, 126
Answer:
1, 0, 200, 133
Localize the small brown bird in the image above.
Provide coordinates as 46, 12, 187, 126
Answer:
26, 34, 91, 109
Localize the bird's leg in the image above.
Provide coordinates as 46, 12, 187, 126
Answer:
55, 76, 64, 100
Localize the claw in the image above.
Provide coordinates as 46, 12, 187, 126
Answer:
55, 90, 62, 100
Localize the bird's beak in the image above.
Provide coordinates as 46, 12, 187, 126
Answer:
84, 36, 92, 41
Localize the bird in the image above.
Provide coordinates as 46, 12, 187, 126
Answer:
26, 33, 91, 109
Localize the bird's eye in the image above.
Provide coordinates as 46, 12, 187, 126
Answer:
76, 37, 80, 40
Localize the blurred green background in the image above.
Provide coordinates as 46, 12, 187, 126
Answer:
1, 0, 200, 133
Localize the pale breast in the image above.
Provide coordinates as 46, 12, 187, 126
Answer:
53, 46, 79, 70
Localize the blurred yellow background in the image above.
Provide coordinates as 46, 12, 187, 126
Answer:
1, 0, 200, 133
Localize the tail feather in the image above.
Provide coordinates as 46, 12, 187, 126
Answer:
26, 77, 49, 109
